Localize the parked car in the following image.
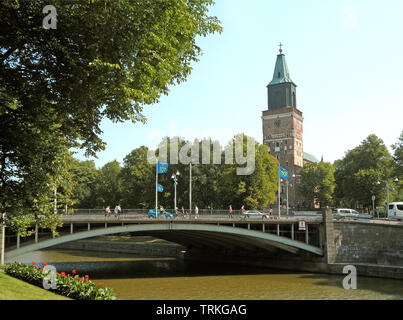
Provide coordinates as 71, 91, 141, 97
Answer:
148, 209, 175, 219
388, 202, 403, 220
333, 208, 360, 219
242, 210, 268, 219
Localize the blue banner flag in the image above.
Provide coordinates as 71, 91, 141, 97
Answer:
157, 184, 164, 192
279, 166, 289, 179
157, 162, 168, 174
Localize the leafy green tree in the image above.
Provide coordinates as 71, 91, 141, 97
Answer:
95, 161, 122, 208
219, 135, 278, 211
334, 134, 392, 209
0, 0, 221, 232
391, 131, 403, 201
70, 159, 99, 209
298, 162, 335, 209
120, 146, 154, 209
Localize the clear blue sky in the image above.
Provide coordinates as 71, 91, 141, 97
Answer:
76, 0, 403, 168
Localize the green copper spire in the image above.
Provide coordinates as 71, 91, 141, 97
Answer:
268, 44, 295, 86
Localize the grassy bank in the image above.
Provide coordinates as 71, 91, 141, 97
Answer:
0, 270, 71, 300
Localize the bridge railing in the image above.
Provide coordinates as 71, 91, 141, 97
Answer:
68, 208, 244, 217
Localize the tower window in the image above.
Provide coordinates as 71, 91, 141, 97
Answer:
278, 72, 281, 78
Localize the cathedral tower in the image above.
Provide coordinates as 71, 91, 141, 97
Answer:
262, 45, 303, 207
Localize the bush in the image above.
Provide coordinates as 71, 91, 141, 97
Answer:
4, 261, 115, 300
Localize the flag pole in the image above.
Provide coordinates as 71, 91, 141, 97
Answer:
156, 158, 158, 215
189, 162, 192, 216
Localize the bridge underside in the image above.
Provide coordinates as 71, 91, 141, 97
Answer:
5, 223, 323, 260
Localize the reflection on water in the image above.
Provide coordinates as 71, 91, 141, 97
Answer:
13, 249, 403, 300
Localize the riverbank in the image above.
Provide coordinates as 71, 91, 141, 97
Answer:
0, 269, 70, 300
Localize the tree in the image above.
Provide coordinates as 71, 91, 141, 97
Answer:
120, 146, 154, 209
95, 161, 122, 208
219, 135, 278, 210
0, 0, 221, 232
298, 162, 335, 209
70, 159, 99, 209
334, 134, 392, 209
391, 131, 403, 201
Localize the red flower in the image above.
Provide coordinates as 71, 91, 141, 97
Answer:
61, 272, 66, 276
64, 275, 67, 278
32, 261, 35, 264
72, 269, 76, 274
43, 262, 48, 266
97, 283, 103, 286
33, 265, 38, 268
6, 262, 10, 265
41, 268, 44, 272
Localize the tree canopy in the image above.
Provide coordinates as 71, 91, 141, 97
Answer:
0, 0, 221, 233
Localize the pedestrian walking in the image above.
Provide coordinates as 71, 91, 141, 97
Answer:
229, 204, 233, 218
269, 207, 273, 216
117, 204, 122, 217
195, 205, 199, 219
105, 206, 111, 217
241, 205, 245, 214
159, 205, 165, 218
114, 205, 118, 218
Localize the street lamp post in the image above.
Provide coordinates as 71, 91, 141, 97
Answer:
378, 178, 399, 217
284, 179, 289, 216
171, 171, 180, 213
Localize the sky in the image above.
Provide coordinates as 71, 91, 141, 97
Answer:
76, 0, 403, 168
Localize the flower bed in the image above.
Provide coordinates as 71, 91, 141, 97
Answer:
4, 261, 115, 300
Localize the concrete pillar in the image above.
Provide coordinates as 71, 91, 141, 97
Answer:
305, 224, 309, 244
263, 224, 265, 233
17, 234, 20, 249
291, 223, 294, 240
276, 224, 280, 236
0, 213, 5, 265
88, 223, 90, 231
70, 223, 73, 234
323, 208, 336, 263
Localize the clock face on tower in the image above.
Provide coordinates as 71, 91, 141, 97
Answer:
275, 119, 281, 128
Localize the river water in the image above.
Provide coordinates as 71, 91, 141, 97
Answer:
12, 249, 403, 300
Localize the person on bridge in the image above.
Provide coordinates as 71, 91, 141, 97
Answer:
114, 205, 119, 218
229, 204, 233, 218
195, 205, 199, 219
105, 206, 111, 217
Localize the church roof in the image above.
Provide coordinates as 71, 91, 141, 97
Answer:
303, 152, 320, 163
268, 52, 295, 86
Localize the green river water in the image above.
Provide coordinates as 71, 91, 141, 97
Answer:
12, 249, 403, 300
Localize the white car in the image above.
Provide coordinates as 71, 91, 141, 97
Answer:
388, 202, 403, 220
333, 208, 360, 219
242, 210, 268, 219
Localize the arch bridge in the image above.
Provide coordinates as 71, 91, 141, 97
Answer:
4, 214, 325, 260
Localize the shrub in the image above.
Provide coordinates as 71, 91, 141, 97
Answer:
4, 262, 115, 300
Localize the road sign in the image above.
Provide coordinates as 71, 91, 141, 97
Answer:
298, 220, 306, 231
372, 195, 376, 201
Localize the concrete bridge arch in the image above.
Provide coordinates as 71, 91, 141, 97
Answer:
4, 222, 323, 260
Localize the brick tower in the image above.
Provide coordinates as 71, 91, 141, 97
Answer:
262, 45, 303, 208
